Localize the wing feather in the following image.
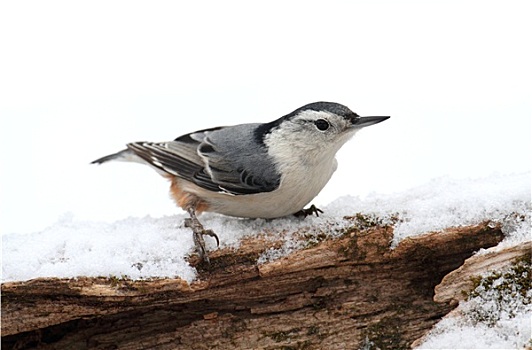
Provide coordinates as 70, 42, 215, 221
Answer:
127, 125, 281, 195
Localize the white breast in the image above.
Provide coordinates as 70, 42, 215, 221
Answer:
185, 157, 337, 219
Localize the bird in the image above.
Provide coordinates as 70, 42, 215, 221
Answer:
92, 101, 389, 262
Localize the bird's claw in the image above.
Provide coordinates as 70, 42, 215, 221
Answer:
202, 228, 220, 247
184, 218, 219, 263
294, 204, 324, 218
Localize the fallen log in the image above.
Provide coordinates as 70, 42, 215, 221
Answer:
1, 219, 509, 349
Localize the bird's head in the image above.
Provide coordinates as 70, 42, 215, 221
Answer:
261, 102, 389, 160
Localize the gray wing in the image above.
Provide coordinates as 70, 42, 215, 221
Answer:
127, 125, 281, 195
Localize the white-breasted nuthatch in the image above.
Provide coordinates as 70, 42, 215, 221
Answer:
92, 102, 389, 262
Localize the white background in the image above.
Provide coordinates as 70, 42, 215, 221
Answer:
1, 1, 530, 235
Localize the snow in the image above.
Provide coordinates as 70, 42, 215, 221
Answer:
2, 172, 529, 282
327, 173, 530, 246
2, 172, 531, 348
416, 260, 532, 349
416, 313, 531, 350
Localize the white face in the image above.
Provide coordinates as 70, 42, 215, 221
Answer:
279, 110, 358, 153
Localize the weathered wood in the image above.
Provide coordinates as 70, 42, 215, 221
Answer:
1, 220, 506, 350
434, 241, 532, 305
411, 241, 531, 348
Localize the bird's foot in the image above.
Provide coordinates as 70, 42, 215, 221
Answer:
184, 217, 219, 264
294, 204, 324, 218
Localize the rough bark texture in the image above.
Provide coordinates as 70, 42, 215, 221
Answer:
434, 240, 532, 305
1, 220, 512, 349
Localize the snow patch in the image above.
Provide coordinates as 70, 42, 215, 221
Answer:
2, 173, 529, 283
326, 173, 530, 248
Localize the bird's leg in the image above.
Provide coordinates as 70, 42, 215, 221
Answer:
184, 207, 219, 263
294, 204, 324, 218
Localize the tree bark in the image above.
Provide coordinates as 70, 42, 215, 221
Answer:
1, 219, 519, 350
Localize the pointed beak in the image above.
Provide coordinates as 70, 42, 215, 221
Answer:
351, 116, 390, 128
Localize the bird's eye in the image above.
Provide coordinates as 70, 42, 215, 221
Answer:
314, 119, 330, 131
